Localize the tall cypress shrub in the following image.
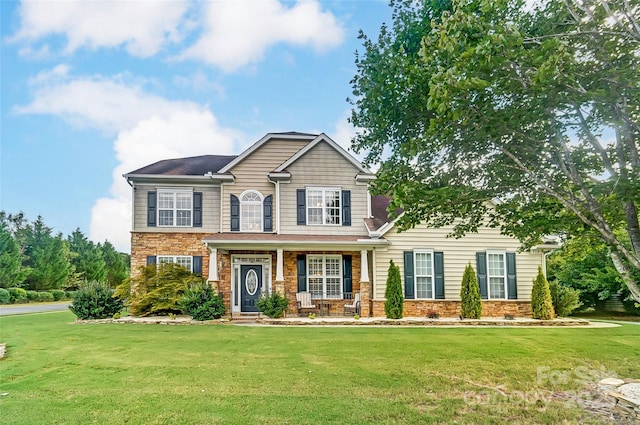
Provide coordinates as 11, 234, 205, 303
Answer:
531, 267, 555, 320
460, 263, 482, 319
384, 260, 403, 319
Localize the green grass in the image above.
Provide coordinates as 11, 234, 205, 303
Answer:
1, 312, 639, 424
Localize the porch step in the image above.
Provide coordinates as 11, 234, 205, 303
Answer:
231, 313, 260, 322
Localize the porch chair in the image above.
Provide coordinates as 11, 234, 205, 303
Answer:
296, 292, 317, 317
344, 292, 361, 316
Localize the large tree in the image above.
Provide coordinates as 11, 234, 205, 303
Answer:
22, 217, 72, 290
99, 241, 129, 288
68, 228, 106, 283
350, 0, 640, 301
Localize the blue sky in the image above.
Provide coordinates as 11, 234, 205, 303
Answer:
1, 0, 392, 252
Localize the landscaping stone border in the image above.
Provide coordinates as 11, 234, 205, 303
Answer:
597, 378, 640, 420
75, 316, 591, 327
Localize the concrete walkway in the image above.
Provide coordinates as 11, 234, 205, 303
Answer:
0, 301, 70, 316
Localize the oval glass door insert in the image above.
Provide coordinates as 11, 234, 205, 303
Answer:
246, 269, 258, 295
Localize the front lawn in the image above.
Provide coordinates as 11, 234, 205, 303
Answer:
1, 312, 638, 424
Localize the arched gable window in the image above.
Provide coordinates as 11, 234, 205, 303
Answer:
241, 190, 263, 232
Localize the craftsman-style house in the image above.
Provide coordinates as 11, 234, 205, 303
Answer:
125, 132, 556, 318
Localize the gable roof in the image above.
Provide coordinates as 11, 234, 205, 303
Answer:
218, 132, 318, 173
273, 133, 373, 175
126, 154, 237, 176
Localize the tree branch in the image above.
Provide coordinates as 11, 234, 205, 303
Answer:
574, 105, 618, 178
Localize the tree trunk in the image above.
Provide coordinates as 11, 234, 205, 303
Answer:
609, 250, 640, 304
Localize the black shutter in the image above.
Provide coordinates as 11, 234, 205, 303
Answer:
296, 189, 306, 225
341, 190, 351, 226
146, 255, 157, 265
193, 192, 203, 227
476, 252, 488, 299
403, 251, 415, 299
434, 251, 445, 299
342, 255, 352, 298
506, 252, 517, 299
230, 194, 240, 231
193, 256, 203, 275
297, 255, 307, 292
263, 195, 273, 232
147, 192, 157, 227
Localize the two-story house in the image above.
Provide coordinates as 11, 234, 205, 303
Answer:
125, 132, 556, 318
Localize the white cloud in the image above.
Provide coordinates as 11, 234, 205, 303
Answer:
15, 71, 197, 133
17, 67, 242, 251
11, 0, 190, 57
179, 0, 345, 72
331, 109, 357, 153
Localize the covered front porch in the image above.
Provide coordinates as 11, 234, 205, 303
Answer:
201, 233, 388, 318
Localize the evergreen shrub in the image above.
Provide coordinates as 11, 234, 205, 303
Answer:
50, 289, 66, 301
37, 291, 54, 302
69, 281, 123, 320
460, 263, 482, 319
384, 260, 403, 319
0, 288, 10, 304
8, 287, 27, 304
256, 291, 289, 318
548, 279, 582, 317
179, 281, 225, 321
531, 267, 555, 320
26, 290, 39, 302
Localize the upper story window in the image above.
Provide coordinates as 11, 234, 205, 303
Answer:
307, 188, 341, 225
158, 190, 192, 227
241, 190, 263, 232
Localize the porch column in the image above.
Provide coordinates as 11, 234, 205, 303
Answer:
360, 250, 370, 283
360, 250, 371, 317
208, 248, 219, 291
274, 248, 285, 293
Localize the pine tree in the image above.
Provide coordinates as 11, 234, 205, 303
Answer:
384, 260, 403, 319
531, 267, 555, 320
22, 217, 71, 290
68, 228, 106, 283
460, 263, 482, 319
0, 225, 29, 288
100, 241, 129, 288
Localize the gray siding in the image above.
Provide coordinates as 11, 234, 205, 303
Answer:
280, 141, 369, 235
222, 138, 308, 232
133, 183, 220, 232
373, 223, 543, 301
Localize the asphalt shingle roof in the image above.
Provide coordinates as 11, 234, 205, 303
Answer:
128, 154, 237, 176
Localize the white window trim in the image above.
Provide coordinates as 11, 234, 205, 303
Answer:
157, 189, 193, 227
486, 251, 507, 300
157, 255, 193, 272
413, 249, 435, 300
307, 254, 343, 299
240, 189, 263, 232
306, 187, 342, 226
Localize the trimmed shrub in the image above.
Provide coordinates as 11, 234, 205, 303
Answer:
256, 291, 289, 318
26, 290, 40, 302
65, 291, 76, 300
179, 281, 225, 321
69, 281, 123, 320
531, 267, 555, 320
549, 279, 582, 317
37, 291, 54, 302
8, 287, 27, 304
384, 260, 403, 319
460, 263, 482, 319
50, 289, 66, 301
0, 288, 10, 304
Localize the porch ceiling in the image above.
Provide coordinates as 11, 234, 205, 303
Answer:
201, 233, 389, 250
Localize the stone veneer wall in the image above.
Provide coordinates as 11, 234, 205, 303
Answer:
216, 250, 364, 316
371, 300, 533, 318
130, 232, 210, 278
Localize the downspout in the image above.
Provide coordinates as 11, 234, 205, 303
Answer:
267, 177, 280, 234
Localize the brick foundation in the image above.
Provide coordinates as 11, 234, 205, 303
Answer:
371, 300, 532, 318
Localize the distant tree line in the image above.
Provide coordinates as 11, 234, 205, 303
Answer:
0, 211, 129, 290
